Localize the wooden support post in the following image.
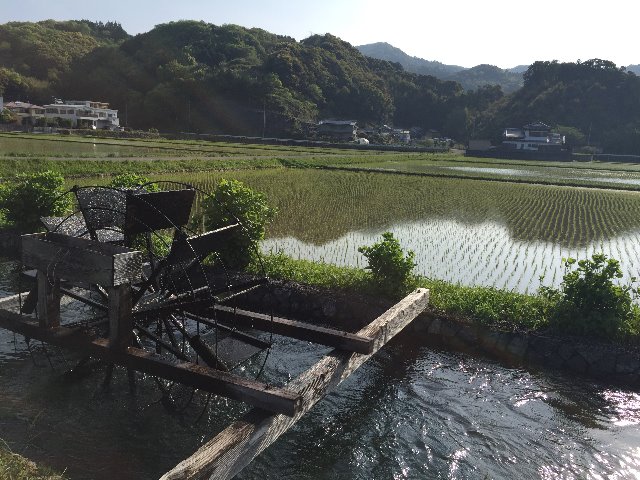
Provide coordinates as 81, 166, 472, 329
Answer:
108, 284, 133, 349
36, 270, 60, 328
161, 288, 429, 480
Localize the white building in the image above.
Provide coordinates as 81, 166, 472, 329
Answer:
502, 122, 564, 151
43, 100, 120, 130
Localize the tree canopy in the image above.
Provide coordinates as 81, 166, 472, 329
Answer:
1, 20, 640, 153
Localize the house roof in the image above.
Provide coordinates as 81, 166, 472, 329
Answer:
319, 120, 357, 126
5, 101, 43, 110
523, 122, 551, 130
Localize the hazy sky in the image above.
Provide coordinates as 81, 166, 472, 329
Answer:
1, 0, 636, 69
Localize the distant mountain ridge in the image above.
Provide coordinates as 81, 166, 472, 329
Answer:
356, 42, 525, 93
627, 65, 640, 75
356, 42, 464, 77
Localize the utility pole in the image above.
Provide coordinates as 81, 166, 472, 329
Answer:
262, 101, 266, 138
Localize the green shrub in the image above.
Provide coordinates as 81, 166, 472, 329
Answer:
0, 171, 70, 231
358, 232, 417, 297
540, 253, 640, 339
203, 179, 276, 269
0, 108, 17, 124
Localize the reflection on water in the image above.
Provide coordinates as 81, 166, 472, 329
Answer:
264, 219, 640, 293
238, 341, 640, 480
447, 165, 539, 177
444, 165, 640, 187
141, 169, 640, 293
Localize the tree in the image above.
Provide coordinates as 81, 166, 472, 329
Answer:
0, 171, 70, 231
202, 179, 276, 269
0, 108, 17, 124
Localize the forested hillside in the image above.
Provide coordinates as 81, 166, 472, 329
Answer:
477, 59, 640, 153
52, 21, 491, 136
0, 20, 129, 102
356, 42, 464, 77
1, 20, 640, 153
447, 64, 523, 94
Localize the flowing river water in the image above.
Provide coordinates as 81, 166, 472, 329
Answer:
0, 259, 639, 479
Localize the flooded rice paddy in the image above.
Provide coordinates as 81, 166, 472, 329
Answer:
137, 168, 640, 293
362, 159, 640, 189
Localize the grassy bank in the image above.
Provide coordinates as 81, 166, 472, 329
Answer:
253, 253, 550, 332
0, 440, 65, 480
253, 252, 640, 343
0, 156, 285, 179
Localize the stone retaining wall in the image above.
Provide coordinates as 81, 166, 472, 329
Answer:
244, 281, 640, 389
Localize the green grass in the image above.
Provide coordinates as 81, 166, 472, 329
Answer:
0, 440, 66, 480
253, 251, 371, 291
0, 156, 284, 179
254, 252, 640, 342
253, 252, 550, 332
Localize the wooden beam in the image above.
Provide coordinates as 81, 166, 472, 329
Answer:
161, 288, 429, 480
184, 311, 271, 350
108, 284, 133, 349
22, 232, 144, 287
37, 270, 60, 328
209, 305, 375, 354
0, 307, 301, 416
91, 339, 299, 415
0, 308, 89, 345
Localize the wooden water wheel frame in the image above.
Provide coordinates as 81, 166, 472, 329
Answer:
38, 181, 278, 409
0, 180, 429, 479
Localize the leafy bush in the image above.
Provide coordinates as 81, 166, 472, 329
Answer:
203, 179, 276, 269
0, 108, 17, 124
358, 232, 417, 297
540, 253, 640, 339
0, 171, 70, 231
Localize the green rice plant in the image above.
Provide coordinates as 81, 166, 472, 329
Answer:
108, 173, 159, 191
